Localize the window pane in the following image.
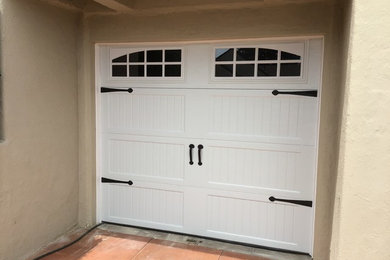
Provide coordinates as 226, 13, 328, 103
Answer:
236, 64, 254, 77
165, 50, 181, 62
112, 55, 127, 63
147, 65, 162, 76
112, 65, 127, 77
257, 64, 277, 77
236, 48, 255, 61
165, 65, 181, 77
215, 48, 234, 61
280, 63, 301, 76
258, 48, 278, 60
129, 65, 144, 77
281, 51, 301, 60
129, 51, 144, 62
215, 64, 233, 77
147, 50, 163, 62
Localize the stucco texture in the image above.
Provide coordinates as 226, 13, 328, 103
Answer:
0, 1, 80, 259
330, 0, 390, 259
0, 0, 357, 259
78, 1, 348, 259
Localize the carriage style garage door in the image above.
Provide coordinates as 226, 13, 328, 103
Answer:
97, 38, 323, 255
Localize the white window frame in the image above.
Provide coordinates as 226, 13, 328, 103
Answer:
210, 41, 309, 84
109, 47, 185, 81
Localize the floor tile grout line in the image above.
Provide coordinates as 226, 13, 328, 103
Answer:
131, 237, 153, 259
218, 250, 223, 259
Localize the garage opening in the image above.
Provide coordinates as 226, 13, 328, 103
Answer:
96, 38, 323, 256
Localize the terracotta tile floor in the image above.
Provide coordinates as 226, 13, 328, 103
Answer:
30, 224, 311, 260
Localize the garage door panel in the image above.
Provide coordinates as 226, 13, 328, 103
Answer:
102, 184, 184, 228
101, 92, 185, 134
295, 146, 316, 197
106, 138, 185, 181
206, 195, 311, 252
203, 143, 315, 196
207, 92, 318, 145
208, 146, 299, 193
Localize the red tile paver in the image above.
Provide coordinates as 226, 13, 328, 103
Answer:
133, 239, 222, 260
41, 230, 151, 260
219, 251, 271, 260
34, 228, 275, 260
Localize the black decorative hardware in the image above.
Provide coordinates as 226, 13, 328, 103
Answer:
189, 144, 195, 165
198, 144, 204, 166
101, 87, 133, 93
272, 90, 317, 97
269, 196, 312, 207
101, 177, 133, 186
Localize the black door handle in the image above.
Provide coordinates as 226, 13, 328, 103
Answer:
269, 196, 312, 207
101, 87, 133, 93
101, 177, 133, 186
198, 144, 204, 166
189, 144, 195, 165
272, 90, 317, 97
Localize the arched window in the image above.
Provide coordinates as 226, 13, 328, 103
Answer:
214, 47, 302, 78
111, 49, 182, 78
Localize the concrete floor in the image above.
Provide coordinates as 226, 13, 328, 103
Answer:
30, 223, 312, 260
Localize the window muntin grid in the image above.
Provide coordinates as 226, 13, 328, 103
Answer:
214, 47, 302, 78
111, 49, 182, 78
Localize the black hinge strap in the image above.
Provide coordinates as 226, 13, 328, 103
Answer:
101, 87, 133, 93
101, 177, 133, 186
272, 90, 317, 97
269, 196, 312, 207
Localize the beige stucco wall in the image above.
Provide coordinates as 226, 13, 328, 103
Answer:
78, 1, 349, 259
0, 0, 358, 259
331, 0, 390, 259
0, 1, 80, 259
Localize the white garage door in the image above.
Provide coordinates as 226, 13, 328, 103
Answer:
96, 38, 322, 255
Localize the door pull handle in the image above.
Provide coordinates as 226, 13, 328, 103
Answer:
198, 144, 204, 166
189, 144, 195, 165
